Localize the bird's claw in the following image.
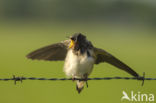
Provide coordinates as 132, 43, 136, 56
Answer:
86, 81, 88, 88
72, 77, 76, 82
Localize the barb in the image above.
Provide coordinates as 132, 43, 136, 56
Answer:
0, 72, 155, 86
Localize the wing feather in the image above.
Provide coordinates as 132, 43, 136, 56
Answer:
26, 40, 70, 61
94, 47, 139, 77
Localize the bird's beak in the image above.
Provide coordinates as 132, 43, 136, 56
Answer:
69, 40, 75, 48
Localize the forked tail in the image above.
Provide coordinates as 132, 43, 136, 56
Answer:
76, 80, 85, 94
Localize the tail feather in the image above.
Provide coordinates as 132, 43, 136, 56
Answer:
76, 80, 85, 94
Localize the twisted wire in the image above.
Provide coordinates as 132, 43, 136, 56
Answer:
0, 72, 155, 86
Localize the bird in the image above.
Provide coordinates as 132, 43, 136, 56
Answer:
26, 33, 139, 93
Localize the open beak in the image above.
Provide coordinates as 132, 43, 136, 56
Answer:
69, 40, 75, 48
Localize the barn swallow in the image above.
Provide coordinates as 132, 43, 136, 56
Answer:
27, 33, 139, 93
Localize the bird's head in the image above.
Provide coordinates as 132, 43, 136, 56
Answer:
69, 33, 87, 51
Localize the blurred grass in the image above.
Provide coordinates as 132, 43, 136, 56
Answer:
0, 21, 156, 103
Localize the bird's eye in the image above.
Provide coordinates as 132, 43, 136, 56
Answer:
71, 37, 75, 41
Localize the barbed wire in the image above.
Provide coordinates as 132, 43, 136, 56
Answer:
0, 72, 155, 86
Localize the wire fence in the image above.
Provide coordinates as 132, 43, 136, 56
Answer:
0, 72, 155, 86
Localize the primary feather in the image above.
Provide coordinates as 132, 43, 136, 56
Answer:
94, 47, 139, 77
26, 40, 70, 61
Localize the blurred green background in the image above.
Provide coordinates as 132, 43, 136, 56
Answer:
0, 0, 156, 103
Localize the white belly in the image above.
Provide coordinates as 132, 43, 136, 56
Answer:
64, 49, 94, 78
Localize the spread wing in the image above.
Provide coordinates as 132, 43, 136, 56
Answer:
26, 40, 70, 61
94, 47, 139, 77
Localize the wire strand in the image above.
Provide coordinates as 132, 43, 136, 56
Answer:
0, 72, 155, 86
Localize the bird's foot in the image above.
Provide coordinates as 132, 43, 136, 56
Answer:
72, 77, 76, 82
84, 74, 89, 88
86, 81, 88, 88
